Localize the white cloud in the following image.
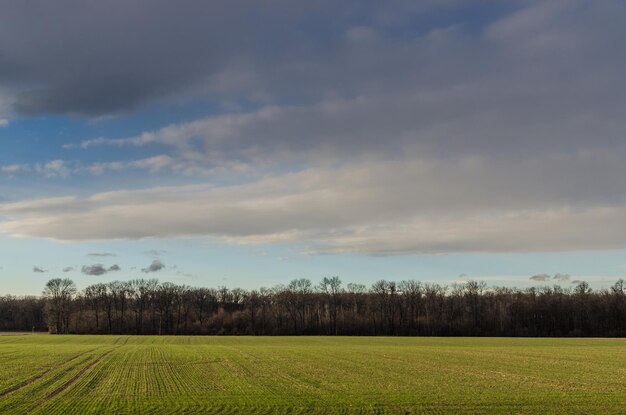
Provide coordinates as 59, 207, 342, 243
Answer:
85, 155, 173, 175
0, 118, 8, 127
4, 157, 626, 255
1, 155, 209, 178
33, 160, 69, 178
1, 164, 30, 175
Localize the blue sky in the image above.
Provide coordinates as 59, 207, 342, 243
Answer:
2, 0, 626, 294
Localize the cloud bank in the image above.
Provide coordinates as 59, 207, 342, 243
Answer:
1, 1, 626, 257
4, 158, 626, 254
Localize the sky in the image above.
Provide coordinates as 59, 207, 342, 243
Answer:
1, 0, 626, 295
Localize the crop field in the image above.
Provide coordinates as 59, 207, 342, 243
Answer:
0, 335, 624, 414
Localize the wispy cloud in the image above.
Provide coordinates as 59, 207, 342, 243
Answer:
145, 250, 166, 257
33, 160, 69, 178
1, 164, 30, 175
553, 273, 571, 282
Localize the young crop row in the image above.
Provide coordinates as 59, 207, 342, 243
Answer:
0, 335, 624, 414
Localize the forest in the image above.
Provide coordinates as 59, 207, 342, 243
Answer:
1, 277, 625, 337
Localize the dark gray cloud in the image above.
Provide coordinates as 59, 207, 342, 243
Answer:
62, 267, 74, 273
33, 266, 47, 273
87, 252, 116, 257
4, 1, 626, 172
82, 265, 107, 276
65, 0, 626, 174
0, 0, 449, 117
142, 260, 165, 273
81, 264, 121, 276
530, 274, 550, 282
4, 0, 622, 133
0, 2, 224, 116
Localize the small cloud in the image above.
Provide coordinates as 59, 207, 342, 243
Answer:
82, 264, 108, 276
34, 160, 69, 178
142, 259, 165, 273
175, 271, 195, 280
530, 273, 551, 282
81, 264, 121, 276
62, 267, 74, 273
33, 266, 47, 273
553, 273, 571, 282
144, 249, 166, 257
0, 119, 8, 128
87, 252, 116, 257
1, 164, 30, 175
571, 279, 584, 284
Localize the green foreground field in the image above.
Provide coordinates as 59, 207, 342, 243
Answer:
0, 335, 624, 414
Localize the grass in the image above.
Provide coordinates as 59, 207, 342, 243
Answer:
0, 335, 624, 414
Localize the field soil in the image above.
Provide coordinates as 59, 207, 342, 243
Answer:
0, 336, 624, 414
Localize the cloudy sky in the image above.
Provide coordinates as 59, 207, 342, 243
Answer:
1, 0, 626, 294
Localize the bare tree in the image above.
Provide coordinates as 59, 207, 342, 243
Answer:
42, 278, 76, 334
1, 276, 623, 337
84, 283, 107, 332
320, 276, 342, 335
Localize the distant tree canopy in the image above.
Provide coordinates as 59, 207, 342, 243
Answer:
1, 277, 625, 337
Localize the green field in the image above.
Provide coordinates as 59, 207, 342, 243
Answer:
0, 335, 624, 414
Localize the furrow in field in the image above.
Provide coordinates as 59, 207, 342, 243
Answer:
0, 348, 97, 398
33, 349, 114, 408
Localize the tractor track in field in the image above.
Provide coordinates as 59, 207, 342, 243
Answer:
0, 349, 97, 398
35, 349, 115, 407
112, 336, 130, 345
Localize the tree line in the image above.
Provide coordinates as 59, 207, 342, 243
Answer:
1, 277, 625, 337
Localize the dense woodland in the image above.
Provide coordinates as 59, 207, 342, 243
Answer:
1, 277, 625, 337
